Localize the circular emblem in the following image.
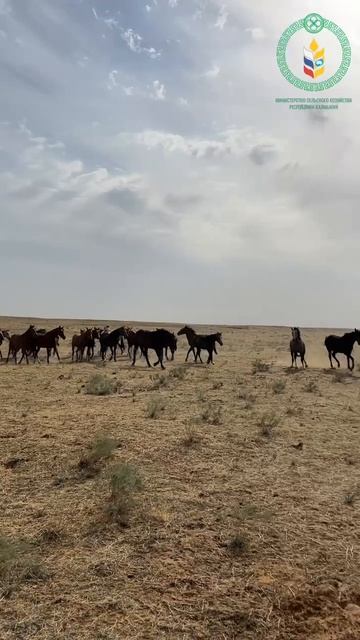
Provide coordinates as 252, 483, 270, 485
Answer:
304, 13, 324, 34
277, 13, 351, 91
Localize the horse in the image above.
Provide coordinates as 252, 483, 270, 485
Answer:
72, 328, 92, 362
290, 327, 307, 368
155, 328, 177, 361
32, 326, 66, 364
324, 329, 360, 371
132, 329, 176, 370
177, 326, 223, 364
100, 327, 126, 362
86, 328, 100, 360
6, 325, 37, 364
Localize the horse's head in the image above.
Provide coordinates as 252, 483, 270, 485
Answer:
215, 332, 223, 346
92, 327, 100, 339
177, 325, 193, 337
27, 325, 37, 336
57, 326, 66, 340
291, 327, 300, 340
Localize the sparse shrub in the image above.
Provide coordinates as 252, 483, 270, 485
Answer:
304, 381, 318, 393
146, 397, 166, 419
169, 366, 187, 380
272, 380, 286, 395
106, 463, 142, 526
197, 390, 206, 403
78, 435, 119, 476
258, 413, 281, 438
239, 391, 256, 409
252, 359, 270, 374
344, 489, 359, 506
84, 374, 115, 396
200, 403, 223, 425
212, 381, 223, 390
181, 425, 200, 448
0, 536, 47, 596
228, 533, 249, 556
36, 528, 63, 545
237, 504, 273, 522
151, 374, 169, 390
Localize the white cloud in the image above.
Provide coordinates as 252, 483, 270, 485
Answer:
123, 85, 135, 96
107, 69, 118, 90
169, 0, 179, 7
151, 80, 166, 100
245, 27, 265, 40
204, 64, 220, 78
121, 28, 161, 58
215, 5, 228, 30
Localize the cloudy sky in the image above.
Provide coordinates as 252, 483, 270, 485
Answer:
0, 0, 359, 326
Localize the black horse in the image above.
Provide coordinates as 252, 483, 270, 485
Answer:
100, 327, 126, 362
324, 329, 360, 370
132, 329, 176, 370
177, 326, 223, 364
290, 327, 307, 368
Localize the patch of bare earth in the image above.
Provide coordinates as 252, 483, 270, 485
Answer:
1, 319, 360, 639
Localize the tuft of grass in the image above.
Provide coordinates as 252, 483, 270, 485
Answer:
212, 380, 223, 390
181, 425, 200, 448
151, 374, 169, 390
197, 390, 206, 403
237, 504, 273, 522
258, 412, 281, 438
106, 463, 142, 526
84, 374, 115, 396
272, 380, 286, 395
145, 397, 166, 419
344, 488, 359, 506
304, 381, 319, 393
200, 403, 223, 425
228, 533, 249, 556
169, 366, 187, 380
0, 536, 47, 596
78, 435, 119, 476
239, 391, 256, 409
252, 359, 270, 374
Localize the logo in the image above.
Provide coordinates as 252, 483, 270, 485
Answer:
277, 13, 351, 91
304, 39, 325, 79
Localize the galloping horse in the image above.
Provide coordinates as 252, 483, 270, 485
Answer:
6, 325, 37, 364
290, 327, 307, 368
132, 329, 176, 370
324, 329, 360, 371
177, 326, 223, 364
32, 326, 66, 364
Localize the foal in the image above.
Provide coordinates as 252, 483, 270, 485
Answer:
290, 327, 307, 368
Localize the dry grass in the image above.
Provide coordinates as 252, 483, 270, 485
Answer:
1, 317, 360, 639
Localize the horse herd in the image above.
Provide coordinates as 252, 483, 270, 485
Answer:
0, 325, 223, 369
1, 324, 360, 371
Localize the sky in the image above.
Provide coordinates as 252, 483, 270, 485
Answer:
0, 0, 360, 326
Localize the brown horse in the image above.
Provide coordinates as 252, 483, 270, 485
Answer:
72, 328, 92, 362
32, 326, 66, 364
177, 326, 223, 364
290, 327, 307, 368
100, 327, 126, 362
6, 325, 37, 364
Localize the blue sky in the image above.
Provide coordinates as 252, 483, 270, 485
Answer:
1, 0, 359, 325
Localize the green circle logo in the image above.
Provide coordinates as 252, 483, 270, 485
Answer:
277, 13, 351, 91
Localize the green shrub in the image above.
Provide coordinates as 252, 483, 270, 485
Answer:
146, 397, 166, 419
106, 464, 142, 525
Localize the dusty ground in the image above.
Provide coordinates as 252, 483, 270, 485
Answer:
1, 316, 360, 640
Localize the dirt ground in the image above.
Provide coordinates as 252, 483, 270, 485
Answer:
1, 317, 360, 640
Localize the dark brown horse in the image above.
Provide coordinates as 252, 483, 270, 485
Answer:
324, 329, 360, 370
32, 326, 66, 364
177, 326, 223, 364
100, 327, 126, 362
6, 325, 37, 364
290, 327, 307, 368
72, 328, 92, 362
132, 329, 177, 370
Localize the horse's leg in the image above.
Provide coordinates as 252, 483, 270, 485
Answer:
54, 346, 60, 361
185, 346, 192, 362
144, 348, 152, 368
214, 345, 218, 355
113, 346, 117, 363
46, 348, 51, 364
132, 345, 138, 366
348, 354, 354, 371
333, 352, 340, 368
207, 349, 212, 365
